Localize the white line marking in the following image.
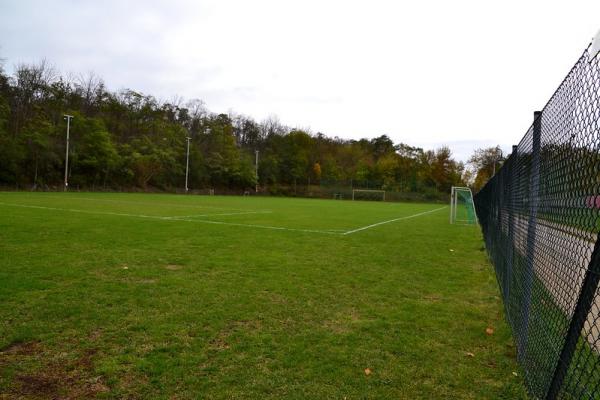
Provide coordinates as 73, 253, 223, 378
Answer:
177, 219, 340, 235
0, 202, 175, 220
0, 202, 338, 235
168, 210, 272, 219
342, 206, 447, 235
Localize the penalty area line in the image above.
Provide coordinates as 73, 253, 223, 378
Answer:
0, 202, 339, 236
174, 218, 341, 235
342, 206, 447, 235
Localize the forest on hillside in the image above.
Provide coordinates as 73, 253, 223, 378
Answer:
0, 59, 485, 199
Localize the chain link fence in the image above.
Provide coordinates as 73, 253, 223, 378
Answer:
475, 43, 600, 399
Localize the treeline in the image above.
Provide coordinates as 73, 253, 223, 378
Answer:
0, 59, 467, 196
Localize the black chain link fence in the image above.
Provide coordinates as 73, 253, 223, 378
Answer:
475, 44, 600, 399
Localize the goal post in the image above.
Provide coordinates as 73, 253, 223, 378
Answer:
352, 189, 385, 201
450, 186, 477, 224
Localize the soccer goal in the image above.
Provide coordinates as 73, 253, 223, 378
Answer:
450, 186, 477, 224
352, 189, 385, 201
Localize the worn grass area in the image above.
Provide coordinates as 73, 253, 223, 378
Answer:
0, 192, 528, 399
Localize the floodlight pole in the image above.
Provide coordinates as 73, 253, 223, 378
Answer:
255, 150, 259, 193
185, 136, 191, 193
63, 114, 73, 191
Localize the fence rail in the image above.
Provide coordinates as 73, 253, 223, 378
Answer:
475, 42, 600, 399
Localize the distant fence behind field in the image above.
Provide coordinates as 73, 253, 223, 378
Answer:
1, 183, 448, 203
475, 43, 600, 399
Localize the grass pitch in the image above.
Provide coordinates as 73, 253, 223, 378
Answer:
0, 192, 527, 399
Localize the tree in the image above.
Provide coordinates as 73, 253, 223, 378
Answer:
396, 143, 424, 192
427, 146, 464, 193
69, 116, 118, 188
0, 93, 22, 184
280, 130, 312, 189
375, 153, 399, 190
0, 53, 467, 197
468, 146, 503, 191
370, 135, 396, 160
312, 162, 322, 184
260, 115, 287, 138
10, 60, 57, 138
73, 72, 104, 115
20, 113, 59, 187
198, 114, 255, 189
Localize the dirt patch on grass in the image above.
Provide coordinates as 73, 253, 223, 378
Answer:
1, 340, 110, 399
208, 335, 231, 350
15, 371, 110, 399
15, 373, 60, 397
0, 340, 41, 356
165, 264, 183, 271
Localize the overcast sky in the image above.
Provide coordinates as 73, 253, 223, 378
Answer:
1, 0, 600, 161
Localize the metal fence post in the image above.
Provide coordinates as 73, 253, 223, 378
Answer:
504, 145, 518, 313
520, 111, 542, 359
546, 236, 600, 399
497, 167, 507, 299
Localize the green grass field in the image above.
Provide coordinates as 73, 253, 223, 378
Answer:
0, 192, 527, 399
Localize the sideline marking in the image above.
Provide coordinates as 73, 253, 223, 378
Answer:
0, 202, 338, 235
342, 206, 447, 235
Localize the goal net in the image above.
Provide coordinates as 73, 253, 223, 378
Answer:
450, 186, 477, 224
352, 189, 385, 201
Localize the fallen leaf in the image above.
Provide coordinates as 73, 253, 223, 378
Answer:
466, 352, 475, 357
512, 371, 518, 377
364, 368, 372, 376
449, 249, 455, 252
122, 266, 129, 270
485, 327, 494, 335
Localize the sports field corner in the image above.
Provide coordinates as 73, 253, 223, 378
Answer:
0, 192, 528, 399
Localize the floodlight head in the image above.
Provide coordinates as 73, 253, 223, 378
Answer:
590, 29, 600, 61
